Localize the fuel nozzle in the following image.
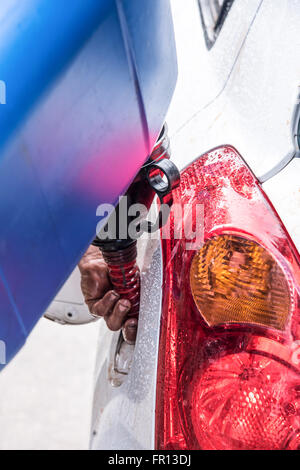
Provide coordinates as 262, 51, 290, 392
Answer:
93, 124, 180, 343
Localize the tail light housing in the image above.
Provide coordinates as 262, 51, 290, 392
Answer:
155, 145, 300, 450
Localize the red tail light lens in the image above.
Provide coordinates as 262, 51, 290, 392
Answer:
155, 146, 300, 450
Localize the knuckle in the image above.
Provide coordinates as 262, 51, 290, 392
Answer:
78, 260, 90, 273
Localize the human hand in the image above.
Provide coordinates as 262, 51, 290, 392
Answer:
78, 245, 137, 343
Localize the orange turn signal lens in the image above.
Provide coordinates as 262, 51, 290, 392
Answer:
190, 235, 290, 330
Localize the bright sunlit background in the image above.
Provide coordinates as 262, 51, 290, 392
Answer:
0, 320, 98, 450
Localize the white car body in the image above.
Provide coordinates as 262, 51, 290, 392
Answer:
47, 0, 300, 449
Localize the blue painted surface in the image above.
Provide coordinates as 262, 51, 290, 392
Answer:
0, 0, 177, 367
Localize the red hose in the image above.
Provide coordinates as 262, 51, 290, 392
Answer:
101, 242, 140, 319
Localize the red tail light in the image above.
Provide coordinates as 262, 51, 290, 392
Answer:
155, 146, 300, 450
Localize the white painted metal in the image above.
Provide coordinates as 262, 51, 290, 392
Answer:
90, 242, 163, 450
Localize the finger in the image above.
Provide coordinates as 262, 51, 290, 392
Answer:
90, 290, 120, 318
122, 318, 138, 344
105, 299, 131, 332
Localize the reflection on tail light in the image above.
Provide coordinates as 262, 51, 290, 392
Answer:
155, 146, 300, 450
190, 350, 300, 450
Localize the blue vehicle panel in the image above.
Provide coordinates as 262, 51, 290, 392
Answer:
0, 0, 177, 367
